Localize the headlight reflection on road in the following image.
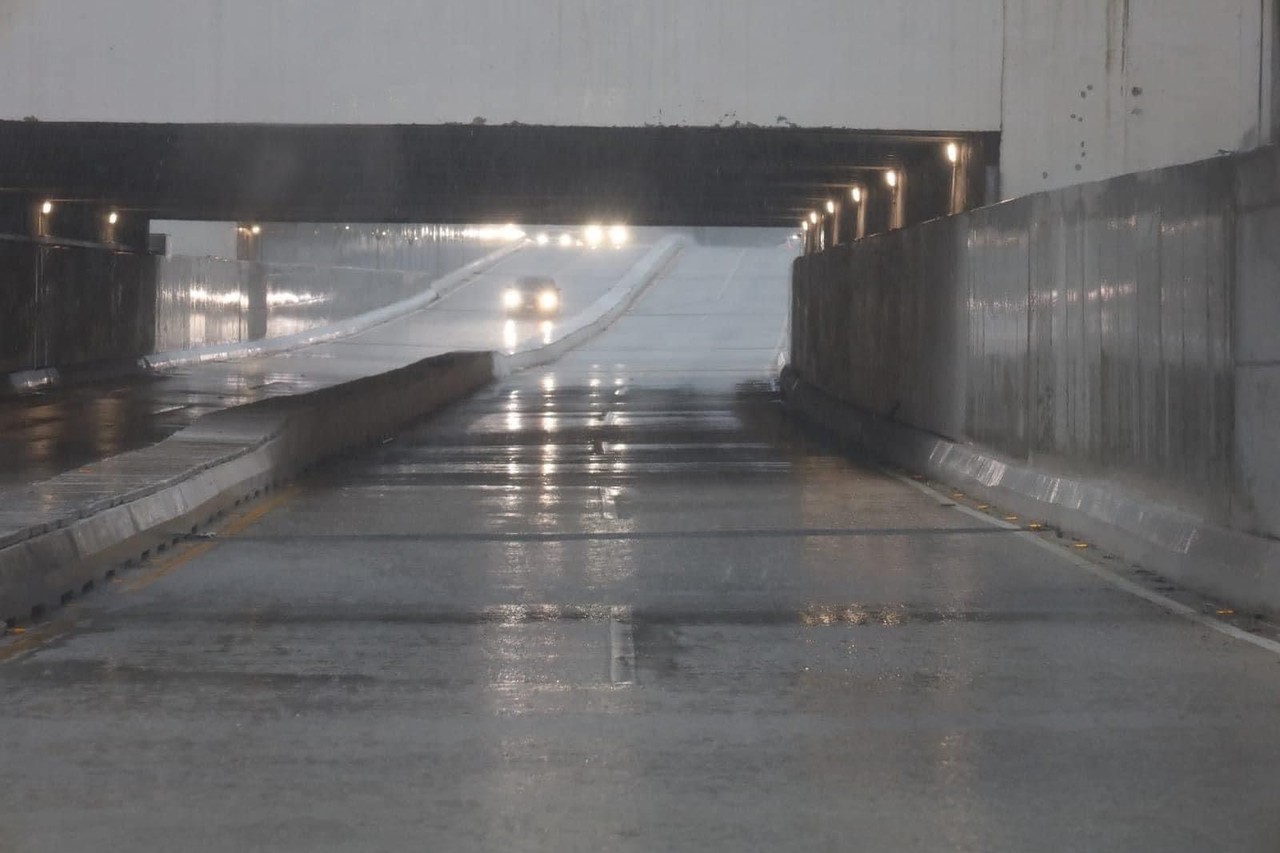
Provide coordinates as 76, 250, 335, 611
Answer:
502, 319, 518, 351
540, 320, 554, 344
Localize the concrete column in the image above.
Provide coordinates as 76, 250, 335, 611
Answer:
849, 187, 867, 240
236, 224, 267, 341
887, 170, 906, 230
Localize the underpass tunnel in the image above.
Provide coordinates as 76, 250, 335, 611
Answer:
0, 122, 997, 380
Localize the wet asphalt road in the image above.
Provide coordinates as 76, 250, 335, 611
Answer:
5, 244, 1280, 851
0, 242, 647, 488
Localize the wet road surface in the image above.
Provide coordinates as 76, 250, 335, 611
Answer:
0, 242, 646, 488
4, 245, 1280, 851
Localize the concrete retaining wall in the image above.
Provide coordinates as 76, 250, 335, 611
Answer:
790, 145, 1280, 608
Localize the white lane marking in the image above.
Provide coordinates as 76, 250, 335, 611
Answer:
714, 250, 748, 302
883, 469, 1280, 655
609, 605, 636, 685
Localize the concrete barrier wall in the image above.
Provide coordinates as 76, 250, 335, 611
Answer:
0, 238, 156, 374
0, 351, 494, 625
792, 147, 1271, 539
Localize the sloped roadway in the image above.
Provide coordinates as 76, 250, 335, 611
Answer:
3, 241, 1280, 852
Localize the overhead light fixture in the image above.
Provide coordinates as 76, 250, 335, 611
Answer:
885, 171, 898, 188
825, 200, 836, 214
809, 212, 818, 224
107, 211, 119, 225
250, 224, 262, 235
851, 187, 862, 203
40, 201, 53, 215
801, 220, 809, 231
946, 142, 960, 164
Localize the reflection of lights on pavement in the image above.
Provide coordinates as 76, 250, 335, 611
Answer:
462, 224, 527, 242
540, 320, 554, 344
589, 378, 601, 388
541, 375, 556, 392
558, 233, 573, 248
502, 319, 518, 351
584, 224, 604, 248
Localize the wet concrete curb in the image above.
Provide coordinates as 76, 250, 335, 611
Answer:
495, 235, 688, 376
780, 367, 1280, 618
0, 352, 494, 626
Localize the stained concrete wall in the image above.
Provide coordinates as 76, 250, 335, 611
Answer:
1001, 0, 1271, 198
793, 146, 1278, 540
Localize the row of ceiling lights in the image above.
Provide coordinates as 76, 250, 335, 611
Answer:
38, 200, 120, 225
801, 142, 960, 231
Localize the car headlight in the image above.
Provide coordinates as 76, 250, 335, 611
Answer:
503, 289, 522, 309
537, 290, 560, 312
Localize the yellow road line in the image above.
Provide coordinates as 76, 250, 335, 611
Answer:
0, 620, 73, 664
123, 486, 300, 593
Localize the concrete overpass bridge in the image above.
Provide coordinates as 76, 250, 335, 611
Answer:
3, 2, 1280, 850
